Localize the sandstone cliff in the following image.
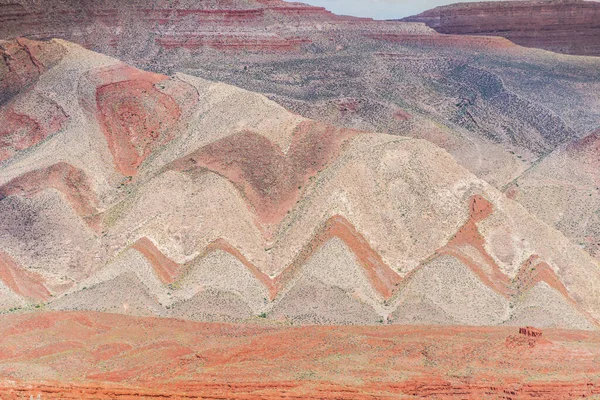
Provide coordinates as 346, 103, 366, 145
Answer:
403, 0, 600, 57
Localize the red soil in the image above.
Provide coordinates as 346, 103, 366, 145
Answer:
0, 250, 49, 301
170, 121, 361, 228
94, 64, 198, 176
0, 311, 599, 398
0, 102, 68, 162
0, 162, 100, 230
133, 214, 401, 301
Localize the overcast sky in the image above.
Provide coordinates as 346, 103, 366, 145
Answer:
291, 0, 502, 19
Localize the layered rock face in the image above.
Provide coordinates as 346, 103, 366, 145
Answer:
403, 0, 600, 57
1, 39, 599, 332
2, 2, 600, 267
0, 0, 359, 54
1, 1, 597, 168
1, 1, 600, 395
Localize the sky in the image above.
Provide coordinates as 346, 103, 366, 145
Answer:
289, 0, 502, 20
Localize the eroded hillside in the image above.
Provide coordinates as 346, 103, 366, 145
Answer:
2, 0, 600, 268
0, 39, 599, 331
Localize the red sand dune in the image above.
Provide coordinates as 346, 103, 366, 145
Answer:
0, 311, 599, 398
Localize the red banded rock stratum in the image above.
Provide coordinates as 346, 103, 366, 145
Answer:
93, 64, 199, 176
0, 39, 599, 332
403, 0, 600, 57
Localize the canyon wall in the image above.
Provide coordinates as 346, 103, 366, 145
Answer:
403, 0, 600, 57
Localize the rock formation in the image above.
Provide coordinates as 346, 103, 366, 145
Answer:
403, 0, 600, 57
2, 2, 600, 266
1, 39, 599, 332
1, 0, 599, 188
1, 1, 600, 392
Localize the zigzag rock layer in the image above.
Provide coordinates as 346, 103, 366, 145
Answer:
1, 39, 600, 331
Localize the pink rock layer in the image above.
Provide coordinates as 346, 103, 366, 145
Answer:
0, 1, 341, 55
130, 194, 587, 312
402, 0, 600, 57
156, 34, 311, 52
95, 67, 180, 177
0, 162, 100, 230
169, 121, 362, 229
0, 250, 49, 301
132, 214, 402, 301
0, 101, 68, 162
429, 195, 593, 325
93, 64, 199, 177
131, 238, 183, 285
0, 38, 66, 102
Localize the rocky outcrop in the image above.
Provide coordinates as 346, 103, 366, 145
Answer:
0, 0, 337, 55
1, 39, 600, 331
0, 162, 100, 229
403, 0, 600, 57
92, 64, 199, 176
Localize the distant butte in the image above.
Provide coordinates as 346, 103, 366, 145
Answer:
402, 0, 600, 57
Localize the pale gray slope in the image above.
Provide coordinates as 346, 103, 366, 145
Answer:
391, 255, 510, 326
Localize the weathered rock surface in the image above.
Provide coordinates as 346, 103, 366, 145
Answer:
506, 129, 600, 261
403, 0, 600, 57
1, 39, 599, 330
2, 0, 599, 192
